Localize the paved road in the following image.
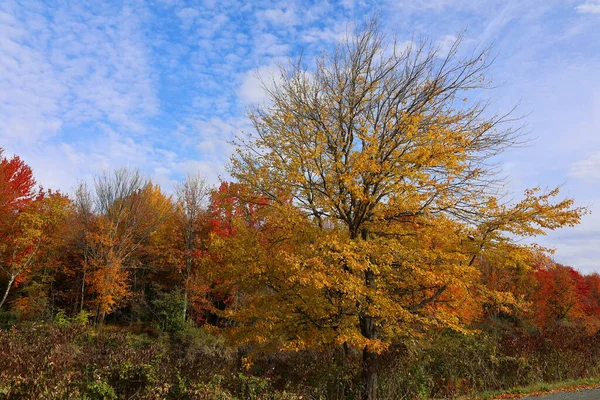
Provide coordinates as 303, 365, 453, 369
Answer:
523, 388, 600, 399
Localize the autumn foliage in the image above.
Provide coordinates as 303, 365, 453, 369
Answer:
0, 145, 596, 399
0, 22, 598, 400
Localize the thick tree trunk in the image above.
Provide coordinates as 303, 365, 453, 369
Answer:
362, 344, 378, 400
0, 275, 16, 310
360, 265, 378, 400
360, 303, 378, 400
352, 228, 378, 400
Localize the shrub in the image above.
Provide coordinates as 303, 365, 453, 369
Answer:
54, 309, 70, 328
84, 378, 117, 400
151, 289, 186, 333
0, 310, 16, 329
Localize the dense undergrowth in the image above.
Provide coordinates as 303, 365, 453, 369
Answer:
1, 312, 600, 399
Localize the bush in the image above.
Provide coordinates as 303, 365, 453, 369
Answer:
2, 321, 600, 399
111, 361, 157, 397
53, 309, 70, 328
151, 289, 186, 333
84, 378, 117, 400
0, 322, 298, 399
0, 310, 16, 329
72, 310, 92, 327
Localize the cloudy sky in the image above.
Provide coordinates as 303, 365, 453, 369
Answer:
1, 0, 599, 271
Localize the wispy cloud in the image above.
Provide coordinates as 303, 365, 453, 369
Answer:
259, 6, 299, 27
0, 0, 599, 271
570, 153, 600, 182
238, 65, 281, 105
0, 1, 158, 146
576, 1, 600, 14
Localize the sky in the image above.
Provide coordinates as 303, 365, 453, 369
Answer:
0, 0, 599, 272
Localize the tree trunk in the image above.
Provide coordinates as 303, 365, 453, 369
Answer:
360, 303, 378, 400
360, 265, 378, 400
353, 228, 378, 400
0, 275, 16, 310
362, 344, 378, 400
80, 268, 86, 312
182, 287, 188, 325
183, 234, 192, 325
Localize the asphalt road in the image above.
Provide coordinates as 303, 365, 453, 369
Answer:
523, 388, 600, 399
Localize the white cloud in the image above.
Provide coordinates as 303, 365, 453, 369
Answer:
253, 33, 290, 58
570, 153, 600, 182
194, 118, 235, 154
301, 25, 347, 44
0, 1, 158, 146
340, 0, 357, 9
0, 0, 163, 194
159, 116, 252, 185
176, 7, 200, 24
238, 65, 281, 105
6, 130, 160, 193
436, 34, 458, 56
1, 0, 600, 275
576, 1, 600, 14
384, 0, 481, 12
175, 160, 225, 186
194, 14, 230, 38
540, 212, 600, 274
260, 6, 298, 26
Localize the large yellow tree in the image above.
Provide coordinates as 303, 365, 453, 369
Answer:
226, 21, 585, 399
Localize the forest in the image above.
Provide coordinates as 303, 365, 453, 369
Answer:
1, 22, 599, 400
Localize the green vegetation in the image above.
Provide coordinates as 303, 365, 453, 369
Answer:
2, 320, 600, 399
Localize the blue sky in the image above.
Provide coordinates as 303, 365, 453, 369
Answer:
1, 0, 599, 272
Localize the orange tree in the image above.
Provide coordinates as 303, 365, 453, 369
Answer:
531, 264, 598, 331
223, 22, 584, 399
79, 169, 171, 323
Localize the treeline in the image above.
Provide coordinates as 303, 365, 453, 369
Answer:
0, 155, 225, 327
1, 20, 599, 399
1, 149, 600, 399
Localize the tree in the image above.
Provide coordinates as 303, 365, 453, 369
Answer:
227, 20, 585, 399
529, 264, 600, 332
72, 182, 95, 313
0, 149, 71, 311
0, 191, 71, 310
174, 174, 210, 323
0, 148, 40, 309
0, 148, 40, 217
206, 182, 272, 328
82, 169, 171, 323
